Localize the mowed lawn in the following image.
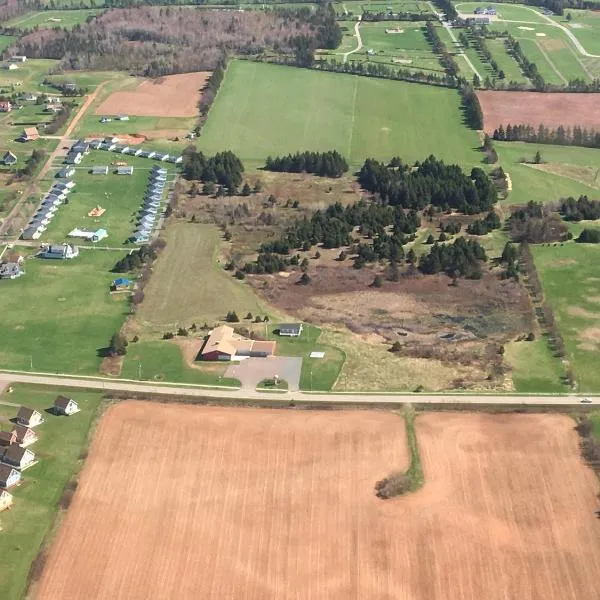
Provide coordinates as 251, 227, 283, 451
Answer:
533, 242, 600, 393
0, 384, 104, 600
0, 250, 129, 374
4, 9, 102, 30
136, 222, 267, 329
41, 151, 174, 246
199, 60, 482, 167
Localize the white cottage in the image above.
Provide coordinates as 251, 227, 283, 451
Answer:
54, 396, 79, 416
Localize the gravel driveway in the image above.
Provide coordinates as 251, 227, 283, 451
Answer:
225, 357, 302, 391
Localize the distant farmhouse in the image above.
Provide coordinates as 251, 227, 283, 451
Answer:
0, 100, 12, 113
199, 325, 276, 361
10, 55, 27, 63
39, 243, 79, 260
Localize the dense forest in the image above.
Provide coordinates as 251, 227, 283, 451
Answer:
12, 4, 338, 75
264, 150, 348, 178
493, 123, 600, 150
576, 228, 600, 243
357, 155, 497, 214
183, 149, 244, 190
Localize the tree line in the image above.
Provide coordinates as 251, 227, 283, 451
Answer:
493, 123, 600, 150
505, 35, 545, 91
199, 58, 226, 118
431, 0, 458, 21
357, 155, 498, 214
460, 83, 483, 129
361, 11, 436, 22
183, 149, 244, 191
576, 229, 600, 243
466, 210, 501, 235
560, 195, 600, 221
425, 21, 459, 79
264, 150, 348, 178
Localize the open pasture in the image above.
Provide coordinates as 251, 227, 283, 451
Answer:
533, 242, 600, 392
554, 9, 600, 56
34, 404, 600, 599
0, 384, 103, 600
95, 72, 209, 118
0, 249, 129, 374
456, 2, 547, 23
41, 151, 172, 246
198, 60, 481, 167
4, 9, 102, 30
0, 59, 58, 95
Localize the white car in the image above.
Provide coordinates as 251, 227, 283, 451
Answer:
580, 397, 593, 404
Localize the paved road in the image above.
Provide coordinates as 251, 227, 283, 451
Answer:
0, 371, 596, 406
342, 17, 363, 64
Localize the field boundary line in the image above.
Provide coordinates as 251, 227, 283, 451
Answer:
347, 76, 358, 160
533, 39, 568, 84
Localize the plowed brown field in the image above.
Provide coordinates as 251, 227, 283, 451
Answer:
95, 72, 209, 117
478, 90, 600, 133
34, 406, 600, 600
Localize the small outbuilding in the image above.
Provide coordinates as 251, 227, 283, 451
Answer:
19, 127, 39, 142
54, 396, 79, 416
16, 407, 43, 428
2, 150, 17, 165
92, 165, 108, 175
2, 445, 35, 470
0, 464, 19, 488
117, 166, 133, 175
278, 323, 304, 337
0, 488, 13, 511
14, 425, 37, 448
111, 277, 131, 291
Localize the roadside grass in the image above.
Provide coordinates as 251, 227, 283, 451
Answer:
41, 150, 174, 246
532, 242, 600, 392
496, 142, 600, 206
136, 222, 267, 331
266, 324, 345, 391
198, 60, 482, 168
45, 71, 124, 91
504, 338, 568, 393
256, 377, 289, 392
590, 412, 600, 439
0, 248, 129, 374
120, 341, 240, 386
0, 384, 104, 600
4, 9, 102, 30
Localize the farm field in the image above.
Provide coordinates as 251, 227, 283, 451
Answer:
33, 402, 411, 599
0, 249, 130, 374
198, 60, 482, 168
41, 150, 174, 246
135, 222, 267, 331
0, 59, 59, 95
342, 0, 434, 14
0, 385, 104, 600
4, 9, 102, 30
495, 142, 600, 205
533, 242, 600, 392
0, 34, 16, 52
34, 404, 600, 599
555, 9, 600, 56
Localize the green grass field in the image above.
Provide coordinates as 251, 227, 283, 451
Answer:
0, 60, 59, 95
199, 60, 482, 167
533, 242, 600, 392
0, 384, 104, 600
556, 9, 600, 55
496, 142, 600, 206
0, 34, 15, 52
0, 249, 129, 374
266, 324, 346, 391
41, 150, 173, 246
487, 38, 529, 84
4, 9, 102, 30
136, 222, 267, 330
455, 2, 547, 22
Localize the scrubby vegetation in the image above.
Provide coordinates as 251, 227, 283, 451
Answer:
509, 201, 569, 244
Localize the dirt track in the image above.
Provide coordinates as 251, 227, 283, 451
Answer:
95, 72, 209, 117
478, 90, 600, 133
33, 405, 600, 599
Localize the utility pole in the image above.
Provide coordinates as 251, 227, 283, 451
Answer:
138, 361, 142, 381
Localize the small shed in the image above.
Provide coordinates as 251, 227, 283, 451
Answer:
112, 277, 131, 291
0, 488, 12, 511
16, 407, 43, 428
92, 165, 108, 175
278, 323, 304, 337
54, 396, 79, 416
2, 445, 35, 470
20, 127, 39, 142
117, 166, 133, 175
2, 151, 17, 165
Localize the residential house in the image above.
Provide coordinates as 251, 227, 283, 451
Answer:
0, 430, 16, 446
24, 93, 37, 101
54, 396, 79, 416
2, 151, 17, 165
92, 165, 108, 175
117, 115, 129, 121
0, 488, 12, 511
117, 166, 133, 175
54, 179, 76, 190
0, 464, 20, 489
21, 226, 41, 240
0, 101, 12, 112
19, 127, 39, 142
10, 55, 27, 63
71, 139, 89, 154
120, 146, 130, 154
2, 445, 35, 470
103, 136, 119, 144
200, 325, 276, 361
46, 95, 61, 104
14, 425, 37, 448
56, 166, 76, 178
5, 63, 18, 71
65, 151, 83, 165
154, 153, 169, 161
88, 139, 102, 149
39, 243, 79, 260
100, 117, 112, 123
168, 155, 183, 164
0, 262, 24, 279
16, 406, 43, 428
278, 323, 304, 337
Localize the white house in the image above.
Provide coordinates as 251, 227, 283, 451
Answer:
278, 323, 304, 337
10, 55, 27, 63
54, 396, 80, 415
0, 464, 19, 488
16, 406, 43, 428
39, 244, 79, 260
14, 425, 37, 448
0, 488, 12, 511
2, 445, 35, 470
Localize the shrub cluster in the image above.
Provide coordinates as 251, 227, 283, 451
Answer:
265, 150, 348, 178
418, 237, 487, 279
183, 149, 244, 191
560, 195, 600, 221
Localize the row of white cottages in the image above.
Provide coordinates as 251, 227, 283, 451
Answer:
0, 396, 80, 512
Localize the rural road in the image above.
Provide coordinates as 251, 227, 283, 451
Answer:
342, 17, 363, 63
0, 371, 596, 406
428, 2, 483, 81
0, 82, 106, 238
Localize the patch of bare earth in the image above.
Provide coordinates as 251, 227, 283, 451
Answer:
477, 90, 600, 133
95, 72, 209, 117
34, 402, 409, 599
99, 356, 123, 377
